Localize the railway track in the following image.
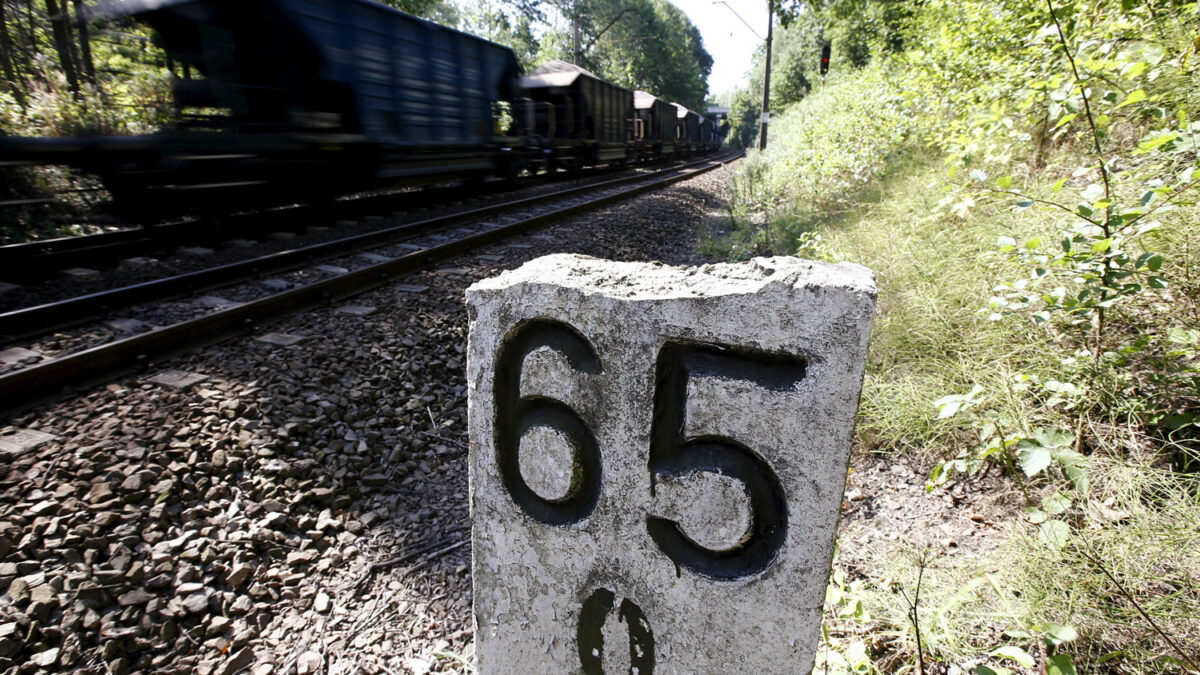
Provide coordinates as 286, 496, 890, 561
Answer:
0, 160, 674, 281
0, 151, 738, 414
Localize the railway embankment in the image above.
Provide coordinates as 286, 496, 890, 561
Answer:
708, 3, 1200, 669
0, 165, 732, 673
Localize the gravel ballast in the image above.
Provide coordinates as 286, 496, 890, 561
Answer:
0, 164, 736, 674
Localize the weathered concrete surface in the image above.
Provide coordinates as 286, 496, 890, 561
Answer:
466, 254, 876, 674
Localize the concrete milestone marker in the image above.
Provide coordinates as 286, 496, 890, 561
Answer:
466, 254, 876, 674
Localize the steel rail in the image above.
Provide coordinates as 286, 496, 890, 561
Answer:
0, 152, 739, 416
0, 154, 729, 341
0, 157, 694, 276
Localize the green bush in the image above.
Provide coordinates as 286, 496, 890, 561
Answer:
715, 64, 920, 260
708, 1, 1200, 671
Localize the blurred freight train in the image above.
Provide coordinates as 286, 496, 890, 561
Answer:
0, 0, 726, 216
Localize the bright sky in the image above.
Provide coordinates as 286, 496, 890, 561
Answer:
667, 0, 770, 98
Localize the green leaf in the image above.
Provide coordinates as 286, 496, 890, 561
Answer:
1039, 519, 1070, 550
1090, 238, 1113, 253
990, 646, 1035, 668
1034, 428, 1074, 448
1045, 624, 1079, 645
1051, 177, 1068, 195
1047, 654, 1077, 675
1136, 252, 1164, 272
1025, 237, 1041, 250
1042, 492, 1072, 515
974, 667, 1011, 675
934, 398, 963, 419
1053, 448, 1089, 490
1135, 131, 1178, 154
933, 385, 984, 419
1077, 203, 1094, 217
927, 462, 948, 491
1116, 89, 1146, 109
1054, 113, 1078, 129
997, 175, 1013, 189
997, 235, 1017, 251
1081, 183, 1105, 201
1019, 444, 1052, 476
1163, 413, 1199, 429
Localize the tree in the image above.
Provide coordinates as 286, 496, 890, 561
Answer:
72, 0, 94, 83
544, 0, 712, 111
777, 0, 916, 68
380, 0, 456, 19
767, 9, 824, 106
0, 0, 23, 105
44, 0, 79, 95
727, 86, 761, 149
456, 0, 546, 68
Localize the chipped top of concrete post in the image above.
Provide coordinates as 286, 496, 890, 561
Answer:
466, 253, 877, 301
467, 253, 876, 675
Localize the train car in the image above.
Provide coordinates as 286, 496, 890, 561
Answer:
671, 103, 701, 155
633, 91, 677, 162
0, 0, 718, 217
520, 61, 633, 169
704, 110, 729, 150
700, 117, 716, 152
5, 0, 530, 212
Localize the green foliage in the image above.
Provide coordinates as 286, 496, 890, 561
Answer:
0, 10, 175, 241
767, 9, 825, 107
920, 0, 1200, 485
539, 0, 712, 111
381, 0, 458, 20
719, 65, 918, 259
815, 558, 878, 674
703, 0, 1200, 669
725, 85, 762, 150
778, 0, 915, 67
1010, 458, 1200, 669
453, 0, 544, 68
0, 9, 173, 137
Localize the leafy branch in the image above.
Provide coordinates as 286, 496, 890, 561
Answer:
1046, 0, 1111, 230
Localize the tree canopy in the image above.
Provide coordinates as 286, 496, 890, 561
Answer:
384, 0, 717, 110
0, 0, 714, 139
530, 0, 713, 111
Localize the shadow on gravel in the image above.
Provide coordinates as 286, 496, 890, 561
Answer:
0, 164, 732, 673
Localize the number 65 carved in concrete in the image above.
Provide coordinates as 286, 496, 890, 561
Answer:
494, 319, 805, 580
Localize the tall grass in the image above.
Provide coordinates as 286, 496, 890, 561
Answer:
710, 65, 920, 262
711, 5, 1200, 667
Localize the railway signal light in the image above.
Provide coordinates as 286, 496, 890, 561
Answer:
820, 43, 831, 76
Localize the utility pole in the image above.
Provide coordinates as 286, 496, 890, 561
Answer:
759, 1, 773, 151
